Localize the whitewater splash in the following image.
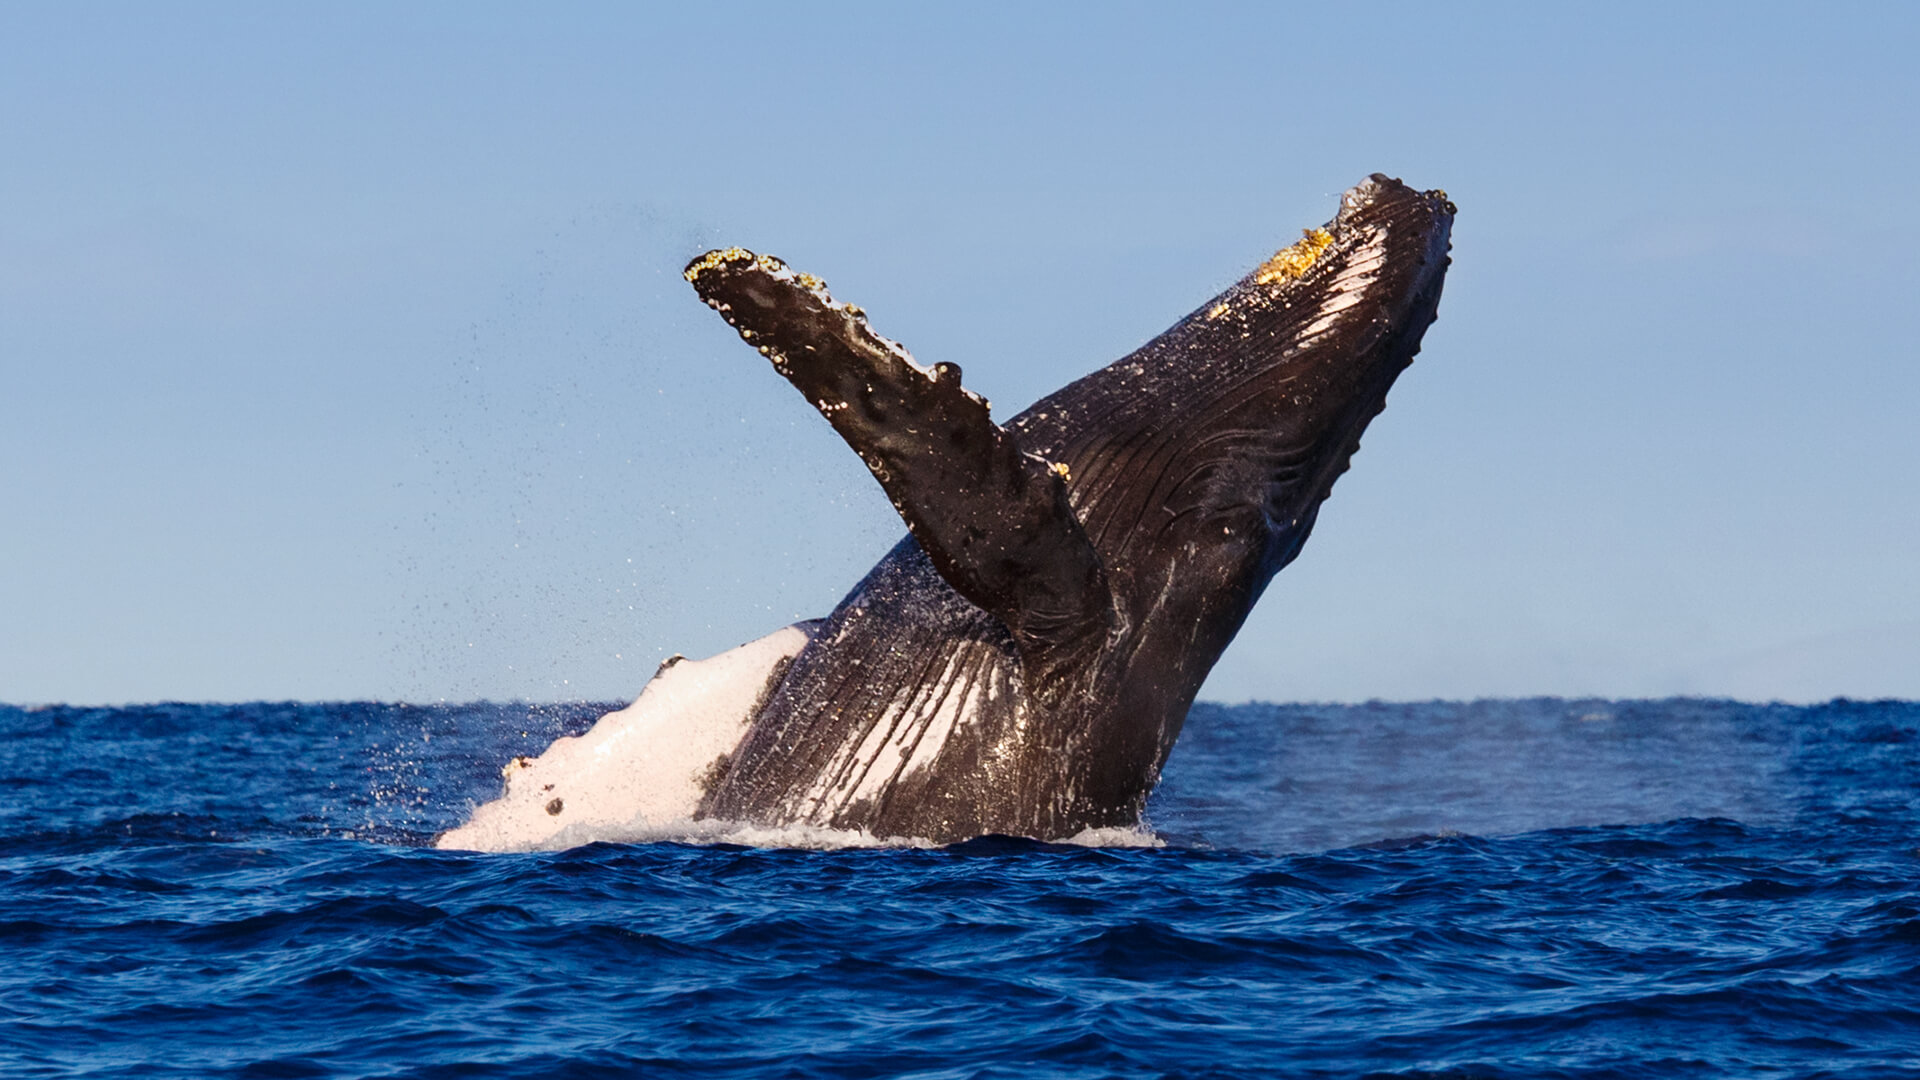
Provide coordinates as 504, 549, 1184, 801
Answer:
442, 814, 1162, 854
435, 625, 814, 852
434, 626, 1165, 853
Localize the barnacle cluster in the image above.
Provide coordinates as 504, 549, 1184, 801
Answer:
1253, 228, 1335, 285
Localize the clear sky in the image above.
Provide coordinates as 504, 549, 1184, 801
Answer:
4, 3, 1916, 705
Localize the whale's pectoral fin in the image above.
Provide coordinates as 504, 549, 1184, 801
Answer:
686, 249, 1114, 701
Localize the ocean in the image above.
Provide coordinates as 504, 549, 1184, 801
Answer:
3, 697, 1916, 1078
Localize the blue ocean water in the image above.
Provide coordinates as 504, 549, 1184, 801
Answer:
2, 697, 1916, 1078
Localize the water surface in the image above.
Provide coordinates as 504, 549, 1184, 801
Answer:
3, 697, 1916, 1077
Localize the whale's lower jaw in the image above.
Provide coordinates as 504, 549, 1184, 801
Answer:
432, 623, 815, 853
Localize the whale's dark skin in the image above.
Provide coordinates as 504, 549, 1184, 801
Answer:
683, 175, 1454, 843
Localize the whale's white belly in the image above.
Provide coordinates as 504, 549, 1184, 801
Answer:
434, 623, 816, 852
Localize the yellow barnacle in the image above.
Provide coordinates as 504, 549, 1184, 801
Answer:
683, 246, 755, 282
1206, 302, 1231, 320
1254, 228, 1335, 285
683, 245, 756, 282
1050, 461, 1071, 481
796, 271, 827, 292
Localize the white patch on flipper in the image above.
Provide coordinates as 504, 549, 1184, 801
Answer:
434, 623, 816, 852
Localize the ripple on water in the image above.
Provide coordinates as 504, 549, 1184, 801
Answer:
0, 699, 1917, 1078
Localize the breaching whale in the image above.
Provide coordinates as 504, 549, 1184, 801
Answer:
437, 174, 1453, 851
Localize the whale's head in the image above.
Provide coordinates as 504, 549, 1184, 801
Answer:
1247, 174, 1455, 571
1013, 174, 1454, 596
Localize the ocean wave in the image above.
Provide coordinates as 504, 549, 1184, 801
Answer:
3, 699, 1918, 1077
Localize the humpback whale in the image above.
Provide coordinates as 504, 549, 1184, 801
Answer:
437, 174, 1453, 851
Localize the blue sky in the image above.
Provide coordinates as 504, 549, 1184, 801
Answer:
3, 4, 1916, 704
